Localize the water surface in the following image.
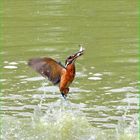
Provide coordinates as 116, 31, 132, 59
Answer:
0, 0, 138, 139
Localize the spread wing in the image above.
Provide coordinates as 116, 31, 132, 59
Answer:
28, 57, 65, 85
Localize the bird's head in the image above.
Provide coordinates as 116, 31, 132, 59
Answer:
65, 45, 85, 67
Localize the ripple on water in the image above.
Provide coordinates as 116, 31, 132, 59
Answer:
76, 71, 87, 77
32, 93, 59, 99
108, 87, 138, 93
87, 72, 103, 81
22, 76, 45, 81
9, 62, 18, 65
4, 65, 18, 69
0, 79, 6, 82
121, 98, 138, 105
88, 77, 102, 80
3, 61, 18, 69
93, 73, 103, 77
38, 86, 59, 93
29, 48, 56, 52
38, 86, 91, 93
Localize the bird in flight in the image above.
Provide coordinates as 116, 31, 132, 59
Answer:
28, 46, 84, 99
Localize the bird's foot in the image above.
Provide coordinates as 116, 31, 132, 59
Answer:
61, 93, 67, 100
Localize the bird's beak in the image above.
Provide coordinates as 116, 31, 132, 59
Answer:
65, 46, 85, 66
72, 46, 85, 60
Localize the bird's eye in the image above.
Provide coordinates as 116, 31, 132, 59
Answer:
68, 56, 72, 59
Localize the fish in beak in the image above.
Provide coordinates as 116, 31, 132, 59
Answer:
73, 45, 84, 58
65, 45, 85, 66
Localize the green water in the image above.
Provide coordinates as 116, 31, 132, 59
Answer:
0, 0, 139, 139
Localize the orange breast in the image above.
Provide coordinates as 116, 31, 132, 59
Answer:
59, 63, 75, 90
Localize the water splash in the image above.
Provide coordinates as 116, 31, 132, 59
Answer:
32, 103, 94, 140
1, 99, 138, 140
1, 79, 138, 140
0, 87, 138, 140
1, 99, 94, 140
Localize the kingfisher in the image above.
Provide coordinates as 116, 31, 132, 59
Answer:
28, 46, 84, 99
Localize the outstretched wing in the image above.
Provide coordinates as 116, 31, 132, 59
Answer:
28, 57, 65, 85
